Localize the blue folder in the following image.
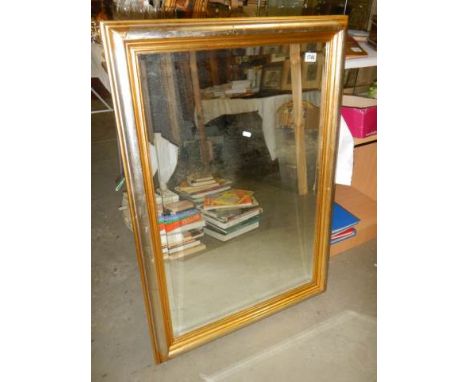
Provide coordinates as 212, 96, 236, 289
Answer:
331, 202, 360, 234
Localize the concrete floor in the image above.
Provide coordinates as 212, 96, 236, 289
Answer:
91, 91, 377, 381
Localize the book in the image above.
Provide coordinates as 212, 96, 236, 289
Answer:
203, 196, 258, 211
187, 175, 217, 187
163, 239, 202, 255
164, 243, 207, 260
202, 207, 263, 230
331, 227, 357, 244
156, 188, 179, 204
206, 216, 259, 234
176, 181, 232, 197
331, 202, 359, 234
163, 213, 203, 233
160, 208, 199, 224
188, 184, 232, 199
165, 219, 206, 236
331, 226, 355, 240
188, 175, 214, 184
156, 189, 179, 218
164, 200, 195, 214
203, 189, 256, 210
160, 228, 204, 248
204, 219, 259, 242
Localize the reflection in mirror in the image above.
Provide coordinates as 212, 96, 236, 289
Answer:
139, 42, 325, 336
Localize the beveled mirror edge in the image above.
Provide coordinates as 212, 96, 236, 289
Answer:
101, 16, 347, 363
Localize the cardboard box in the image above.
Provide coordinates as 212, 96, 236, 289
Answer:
341, 95, 377, 138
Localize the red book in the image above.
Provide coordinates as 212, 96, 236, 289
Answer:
164, 213, 202, 233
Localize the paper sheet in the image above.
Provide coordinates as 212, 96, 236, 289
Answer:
148, 133, 179, 189
335, 117, 354, 186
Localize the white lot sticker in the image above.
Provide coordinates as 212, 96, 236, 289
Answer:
304, 52, 317, 63
242, 131, 252, 138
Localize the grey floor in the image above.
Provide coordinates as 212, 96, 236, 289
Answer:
91, 90, 377, 381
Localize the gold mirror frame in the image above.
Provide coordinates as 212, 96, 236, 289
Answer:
101, 16, 347, 363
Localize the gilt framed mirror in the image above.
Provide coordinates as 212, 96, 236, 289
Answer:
101, 16, 347, 363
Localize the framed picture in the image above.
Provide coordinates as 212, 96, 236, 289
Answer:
302, 52, 324, 89
281, 52, 324, 90
261, 45, 283, 55
101, 16, 347, 363
260, 63, 283, 91
300, 42, 324, 52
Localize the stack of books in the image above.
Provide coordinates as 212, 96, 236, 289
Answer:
175, 175, 232, 205
200, 189, 262, 241
331, 202, 360, 244
158, 199, 206, 259
155, 188, 180, 217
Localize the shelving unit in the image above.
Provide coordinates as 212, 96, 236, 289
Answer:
344, 41, 377, 70
331, 134, 376, 256
330, 39, 377, 256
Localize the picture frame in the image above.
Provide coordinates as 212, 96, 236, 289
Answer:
302, 52, 324, 89
281, 52, 324, 90
101, 16, 347, 363
260, 62, 284, 91
261, 44, 283, 55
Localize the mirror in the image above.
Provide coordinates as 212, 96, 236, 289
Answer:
140, 43, 326, 336
101, 16, 347, 362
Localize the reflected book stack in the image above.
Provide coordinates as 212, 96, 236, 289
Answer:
330, 202, 360, 244
175, 175, 232, 205
157, 193, 206, 259
200, 189, 263, 242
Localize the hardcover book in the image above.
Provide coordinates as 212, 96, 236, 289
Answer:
331, 202, 359, 234
204, 219, 259, 242
203, 189, 256, 210
165, 220, 206, 236
156, 188, 180, 204
164, 200, 196, 214
164, 240, 202, 255
331, 227, 357, 244
164, 243, 207, 260
160, 208, 199, 224
206, 216, 260, 235
202, 207, 263, 230
160, 228, 203, 246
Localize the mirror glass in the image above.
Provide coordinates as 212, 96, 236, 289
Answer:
138, 42, 325, 336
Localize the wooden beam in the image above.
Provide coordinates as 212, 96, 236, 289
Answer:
160, 53, 181, 145
189, 51, 210, 165
290, 44, 308, 195
208, 51, 220, 86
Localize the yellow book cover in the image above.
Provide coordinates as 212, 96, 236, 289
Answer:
203, 189, 255, 210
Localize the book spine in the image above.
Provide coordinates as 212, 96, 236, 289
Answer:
167, 240, 201, 254
161, 208, 199, 223
165, 214, 202, 233
207, 216, 259, 234
203, 211, 259, 230
331, 228, 357, 244
190, 185, 232, 198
